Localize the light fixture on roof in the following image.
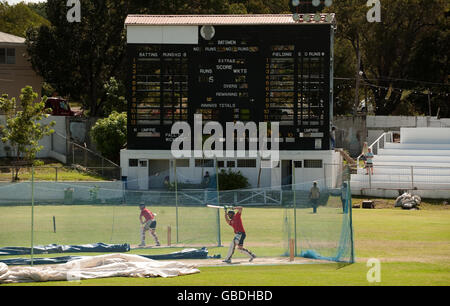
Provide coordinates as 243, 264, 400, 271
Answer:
314, 13, 321, 22
292, 0, 300, 7
293, 13, 300, 22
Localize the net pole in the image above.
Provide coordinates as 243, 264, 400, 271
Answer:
293, 162, 297, 256
348, 180, 355, 263
174, 159, 179, 244
30, 166, 35, 266
215, 158, 221, 247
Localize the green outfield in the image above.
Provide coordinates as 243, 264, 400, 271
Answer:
0, 203, 449, 286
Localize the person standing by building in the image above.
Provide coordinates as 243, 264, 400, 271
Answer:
223, 206, 256, 264
139, 204, 160, 247
330, 126, 336, 150
202, 171, 211, 188
309, 181, 321, 214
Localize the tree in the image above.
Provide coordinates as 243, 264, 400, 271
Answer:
90, 112, 127, 163
26, 0, 130, 117
27, 2, 48, 19
0, 86, 55, 180
329, 0, 448, 116
0, 1, 50, 37
103, 77, 127, 114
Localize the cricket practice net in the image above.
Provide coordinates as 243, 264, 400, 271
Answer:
0, 166, 354, 263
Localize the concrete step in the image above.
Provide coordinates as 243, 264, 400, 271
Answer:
356, 166, 450, 176
378, 148, 450, 156
373, 155, 450, 163
401, 127, 450, 144
384, 143, 450, 150
350, 180, 450, 190
351, 173, 450, 183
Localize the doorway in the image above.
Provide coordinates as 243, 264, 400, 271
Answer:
281, 160, 292, 190
148, 159, 170, 190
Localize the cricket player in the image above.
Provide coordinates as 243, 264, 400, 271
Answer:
223, 206, 256, 264
139, 204, 160, 247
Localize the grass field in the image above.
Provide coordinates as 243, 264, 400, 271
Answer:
0, 201, 449, 286
0, 158, 108, 181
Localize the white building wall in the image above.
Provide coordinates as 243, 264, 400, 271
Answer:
120, 149, 342, 190
0, 115, 67, 161
127, 26, 198, 44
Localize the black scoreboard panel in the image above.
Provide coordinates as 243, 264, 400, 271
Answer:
127, 25, 332, 151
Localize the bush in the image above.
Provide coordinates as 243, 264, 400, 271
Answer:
90, 112, 126, 163
218, 169, 250, 191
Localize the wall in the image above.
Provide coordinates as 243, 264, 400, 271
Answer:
0, 116, 105, 164
121, 149, 342, 190
0, 115, 67, 161
0, 181, 124, 203
333, 115, 367, 157
0, 43, 43, 104
366, 116, 450, 146
333, 115, 450, 157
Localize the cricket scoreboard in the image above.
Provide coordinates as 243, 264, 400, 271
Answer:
127, 22, 334, 151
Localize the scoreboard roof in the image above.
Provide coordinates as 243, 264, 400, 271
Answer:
125, 14, 335, 26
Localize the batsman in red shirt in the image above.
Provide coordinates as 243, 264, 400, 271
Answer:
223, 206, 256, 264
139, 204, 160, 247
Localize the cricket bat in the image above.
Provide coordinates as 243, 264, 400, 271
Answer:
206, 204, 234, 209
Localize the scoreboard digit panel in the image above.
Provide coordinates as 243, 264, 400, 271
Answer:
127, 24, 332, 151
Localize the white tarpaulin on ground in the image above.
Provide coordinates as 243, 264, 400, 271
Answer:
0, 253, 200, 284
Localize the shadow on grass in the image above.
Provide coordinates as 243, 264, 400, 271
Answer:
336, 262, 354, 270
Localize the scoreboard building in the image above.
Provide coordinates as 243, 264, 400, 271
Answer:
121, 14, 342, 190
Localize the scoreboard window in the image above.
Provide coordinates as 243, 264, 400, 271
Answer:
298, 53, 326, 127
162, 57, 189, 126
131, 49, 189, 128
265, 45, 295, 126
135, 58, 161, 125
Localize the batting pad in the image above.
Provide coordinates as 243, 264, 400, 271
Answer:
0, 253, 200, 283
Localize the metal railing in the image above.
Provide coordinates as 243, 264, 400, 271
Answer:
51, 131, 121, 180
356, 131, 394, 169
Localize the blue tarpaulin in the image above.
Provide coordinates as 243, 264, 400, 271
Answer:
0, 247, 217, 266
0, 243, 130, 256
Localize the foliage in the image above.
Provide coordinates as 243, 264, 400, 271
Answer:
0, 86, 55, 180
41, 82, 56, 98
218, 168, 250, 191
26, 0, 130, 117
17, 0, 449, 118
103, 77, 127, 114
27, 1, 48, 19
89, 111, 127, 163
0, 1, 50, 37
328, 0, 449, 117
